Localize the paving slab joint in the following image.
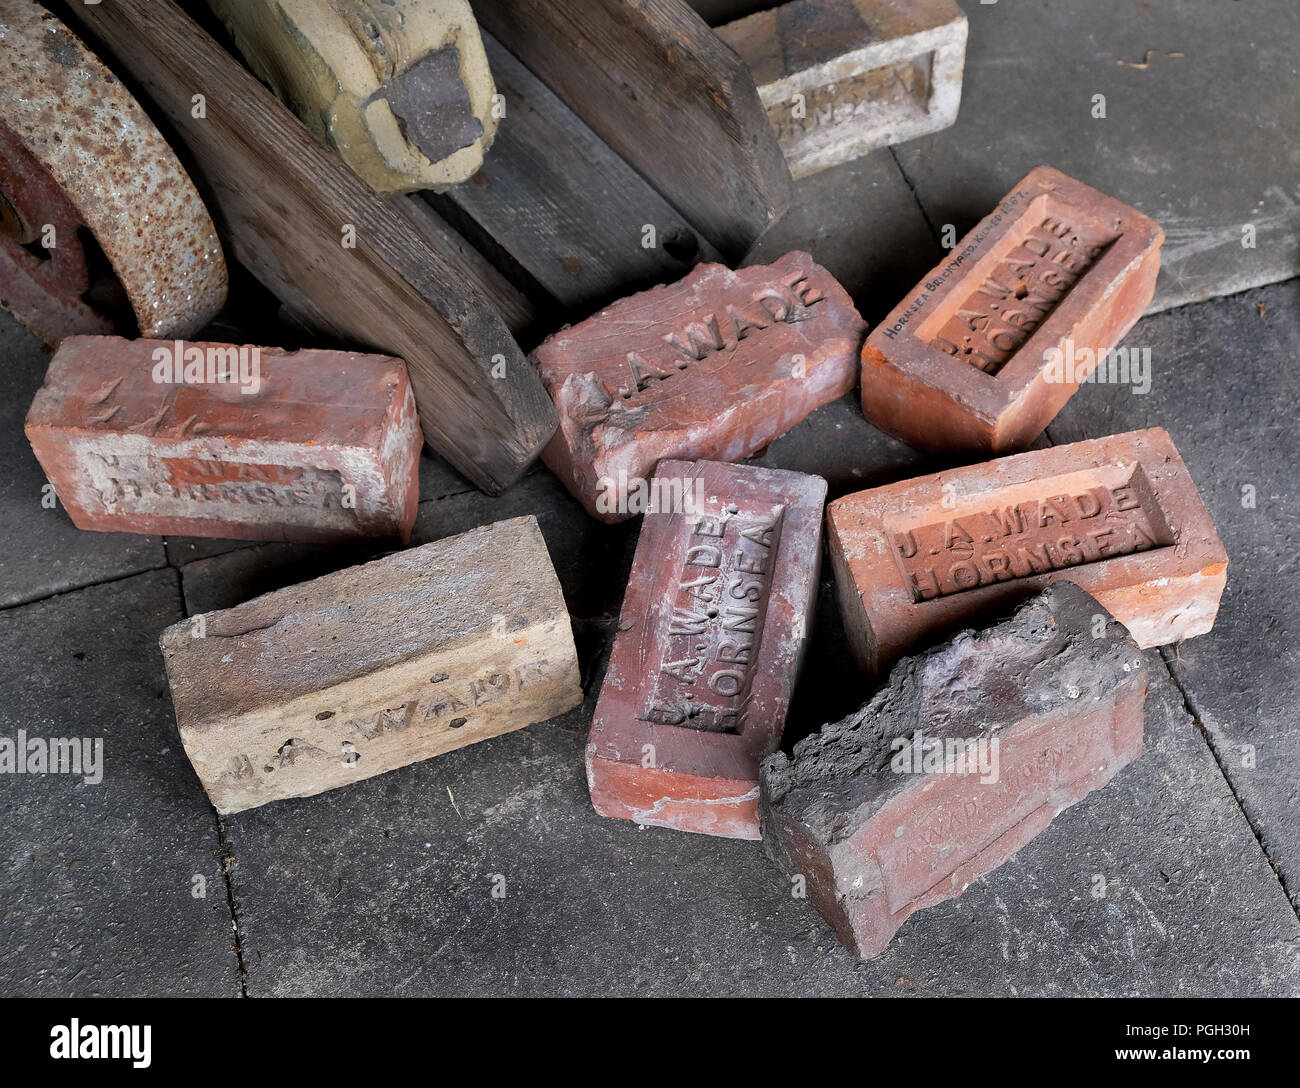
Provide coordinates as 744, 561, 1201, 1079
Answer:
1157, 644, 1299, 919
215, 820, 250, 997
1, 562, 173, 612
886, 145, 941, 246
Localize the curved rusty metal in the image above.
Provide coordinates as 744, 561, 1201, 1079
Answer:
0, 0, 227, 344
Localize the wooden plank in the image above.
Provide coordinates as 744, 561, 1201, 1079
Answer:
430, 33, 721, 310
470, 0, 793, 259
66, 0, 557, 495
395, 195, 537, 336
276, 196, 538, 339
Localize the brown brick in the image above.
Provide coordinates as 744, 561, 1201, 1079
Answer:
827, 427, 1227, 675
586, 459, 826, 839
160, 515, 582, 814
862, 166, 1163, 453
760, 582, 1148, 959
531, 251, 865, 522
25, 335, 421, 543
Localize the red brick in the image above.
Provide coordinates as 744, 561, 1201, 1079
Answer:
760, 582, 1148, 958
25, 335, 420, 543
531, 251, 865, 522
586, 459, 826, 838
827, 427, 1227, 675
862, 166, 1163, 453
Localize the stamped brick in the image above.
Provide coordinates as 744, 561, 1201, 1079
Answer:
25, 335, 421, 543
862, 166, 1163, 453
827, 427, 1227, 675
531, 251, 864, 522
160, 515, 582, 814
718, 0, 967, 179
760, 582, 1148, 959
586, 459, 826, 839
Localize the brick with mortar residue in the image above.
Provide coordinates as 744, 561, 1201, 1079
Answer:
760, 582, 1148, 959
826, 426, 1226, 676
530, 251, 864, 522
25, 334, 421, 543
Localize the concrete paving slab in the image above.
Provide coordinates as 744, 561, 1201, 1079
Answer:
177, 366, 1300, 995
171, 367, 1299, 995
9, 290, 1293, 995
745, 149, 939, 325
0, 315, 165, 607
219, 630, 1299, 996
1047, 277, 1300, 914
0, 569, 241, 995
891, 0, 1300, 313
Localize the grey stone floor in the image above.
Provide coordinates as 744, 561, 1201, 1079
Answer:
3, 0, 1299, 997
739, 0, 1300, 319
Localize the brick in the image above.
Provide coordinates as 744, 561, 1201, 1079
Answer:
586, 459, 826, 839
827, 426, 1227, 676
862, 165, 1163, 453
718, 0, 967, 180
25, 335, 421, 543
160, 515, 581, 814
531, 252, 865, 522
760, 582, 1148, 959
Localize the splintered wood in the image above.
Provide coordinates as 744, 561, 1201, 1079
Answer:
430, 31, 720, 308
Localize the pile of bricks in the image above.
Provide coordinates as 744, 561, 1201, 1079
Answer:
20, 88, 1226, 958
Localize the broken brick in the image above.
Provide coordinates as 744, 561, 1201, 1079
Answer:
159, 515, 582, 814
25, 334, 421, 543
862, 166, 1163, 453
586, 459, 826, 839
760, 582, 1148, 958
826, 426, 1227, 675
531, 251, 865, 522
